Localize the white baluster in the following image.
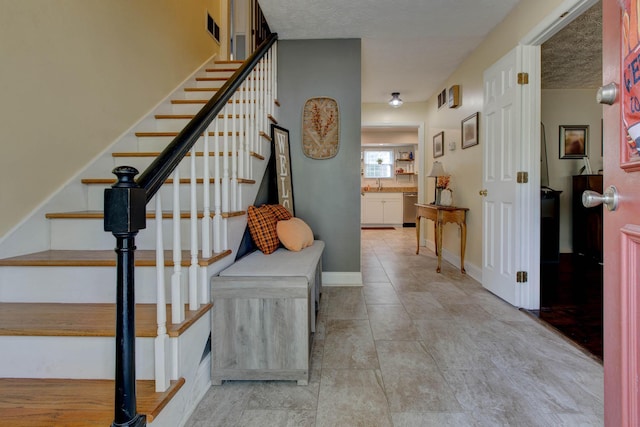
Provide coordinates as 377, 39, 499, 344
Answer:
274, 43, 278, 105
231, 92, 238, 212
171, 168, 184, 323
238, 82, 245, 209
267, 49, 273, 119
249, 67, 256, 178
189, 146, 198, 311
258, 59, 264, 156
202, 126, 212, 258
213, 118, 222, 253
222, 104, 230, 249
244, 78, 251, 186
154, 193, 170, 392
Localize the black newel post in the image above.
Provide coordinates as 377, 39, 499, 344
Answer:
104, 166, 147, 427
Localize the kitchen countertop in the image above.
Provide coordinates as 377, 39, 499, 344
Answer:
361, 186, 417, 193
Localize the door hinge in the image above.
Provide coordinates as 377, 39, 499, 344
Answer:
516, 271, 528, 283
517, 72, 529, 85
517, 171, 529, 183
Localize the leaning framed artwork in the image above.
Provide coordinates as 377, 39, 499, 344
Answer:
461, 112, 479, 149
433, 131, 444, 158
559, 125, 588, 159
270, 124, 295, 215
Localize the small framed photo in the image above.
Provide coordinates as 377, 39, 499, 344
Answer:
461, 112, 479, 149
559, 125, 588, 159
433, 131, 444, 158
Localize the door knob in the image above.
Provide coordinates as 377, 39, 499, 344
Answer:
582, 185, 619, 211
479, 189, 488, 197
596, 82, 618, 105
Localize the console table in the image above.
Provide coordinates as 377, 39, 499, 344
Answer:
415, 203, 469, 274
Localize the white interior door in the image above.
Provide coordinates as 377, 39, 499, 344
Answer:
482, 47, 521, 306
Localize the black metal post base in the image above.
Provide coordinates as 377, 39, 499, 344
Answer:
112, 414, 146, 427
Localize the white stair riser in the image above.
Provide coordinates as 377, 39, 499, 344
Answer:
134, 134, 258, 152
50, 216, 217, 250
87, 181, 251, 211
111, 154, 246, 179
0, 265, 197, 303
154, 117, 249, 132
0, 336, 156, 379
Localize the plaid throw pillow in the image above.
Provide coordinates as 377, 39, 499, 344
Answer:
265, 204, 293, 221
247, 205, 279, 254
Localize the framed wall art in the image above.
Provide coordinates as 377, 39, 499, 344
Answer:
270, 124, 295, 215
461, 112, 479, 149
302, 97, 339, 159
559, 125, 588, 159
433, 131, 444, 158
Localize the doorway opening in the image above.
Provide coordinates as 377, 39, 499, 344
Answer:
530, 0, 604, 360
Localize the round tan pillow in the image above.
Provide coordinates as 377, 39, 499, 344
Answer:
276, 217, 314, 251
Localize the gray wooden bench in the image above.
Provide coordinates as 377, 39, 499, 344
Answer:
210, 240, 324, 385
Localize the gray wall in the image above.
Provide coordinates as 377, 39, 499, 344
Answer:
278, 39, 361, 273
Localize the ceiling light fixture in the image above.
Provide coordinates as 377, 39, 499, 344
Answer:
389, 92, 403, 108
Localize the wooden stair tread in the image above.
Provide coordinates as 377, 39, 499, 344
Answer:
204, 67, 237, 72
215, 60, 243, 64
171, 99, 254, 104
44, 210, 246, 220
133, 131, 241, 138
0, 377, 184, 425
113, 150, 238, 157
154, 114, 247, 120
111, 150, 264, 161
0, 249, 232, 267
0, 303, 212, 338
81, 177, 255, 185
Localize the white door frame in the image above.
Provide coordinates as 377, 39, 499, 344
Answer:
514, 0, 599, 309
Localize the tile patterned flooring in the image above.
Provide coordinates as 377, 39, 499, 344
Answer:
186, 228, 604, 426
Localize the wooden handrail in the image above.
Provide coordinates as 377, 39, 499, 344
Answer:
137, 32, 277, 201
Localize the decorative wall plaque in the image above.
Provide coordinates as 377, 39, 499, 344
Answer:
302, 97, 339, 159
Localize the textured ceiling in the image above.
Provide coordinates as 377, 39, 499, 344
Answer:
258, 0, 521, 103
541, 0, 602, 89
258, 0, 602, 102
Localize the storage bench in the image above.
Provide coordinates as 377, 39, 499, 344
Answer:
210, 240, 324, 385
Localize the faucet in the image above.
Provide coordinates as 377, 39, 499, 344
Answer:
376, 178, 382, 191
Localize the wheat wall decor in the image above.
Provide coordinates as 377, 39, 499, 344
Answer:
302, 97, 339, 159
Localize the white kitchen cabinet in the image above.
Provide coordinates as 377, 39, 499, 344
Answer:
361, 192, 403, 225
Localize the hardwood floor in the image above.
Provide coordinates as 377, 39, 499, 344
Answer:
530, 254, 603, 360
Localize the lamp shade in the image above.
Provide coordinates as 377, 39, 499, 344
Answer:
428, 161, 446, 177
389, 92, 403, 108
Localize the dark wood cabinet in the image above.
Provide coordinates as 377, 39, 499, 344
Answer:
541, 189, 562, 263
572, 175, 603, 263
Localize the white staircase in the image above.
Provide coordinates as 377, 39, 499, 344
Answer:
0, 40, 279, 426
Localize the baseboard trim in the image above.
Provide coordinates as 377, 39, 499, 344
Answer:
322, 272, 362, 287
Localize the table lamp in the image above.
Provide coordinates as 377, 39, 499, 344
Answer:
427, 161, 446, 204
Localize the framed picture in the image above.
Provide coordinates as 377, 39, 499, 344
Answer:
437, 89, 447, 109
433, 131, 444, 158
270, 124, 295, 215
461, 112, 479, 149
559, 125, 589, 159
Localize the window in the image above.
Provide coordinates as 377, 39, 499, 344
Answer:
363, 149, 394, 178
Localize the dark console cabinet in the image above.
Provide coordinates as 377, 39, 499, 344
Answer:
572, 175, 603, 263
541, 189, 562, 263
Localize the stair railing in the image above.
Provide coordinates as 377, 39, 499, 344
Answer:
104, 32, 277, 427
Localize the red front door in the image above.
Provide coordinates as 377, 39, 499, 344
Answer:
603, 0, 640, 424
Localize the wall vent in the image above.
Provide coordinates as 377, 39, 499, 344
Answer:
207, 12, 220, 44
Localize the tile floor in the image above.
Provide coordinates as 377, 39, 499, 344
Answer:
186, 228, 604, 426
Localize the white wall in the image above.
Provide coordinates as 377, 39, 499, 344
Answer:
542, 89, 603, 253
